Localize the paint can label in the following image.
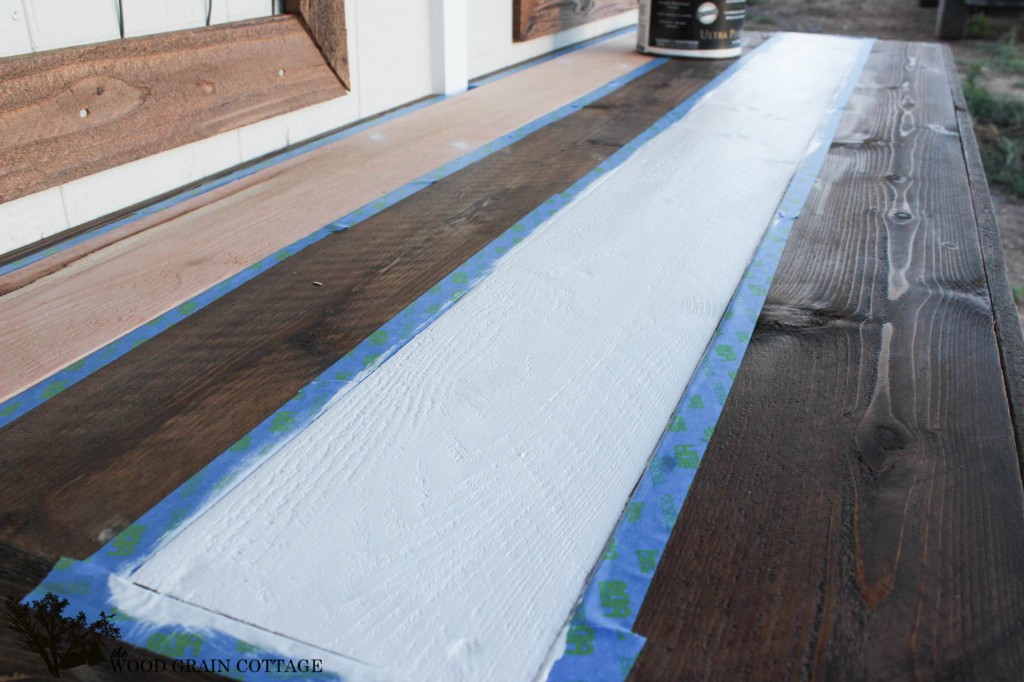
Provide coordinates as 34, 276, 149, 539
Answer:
638, 0, 746, 57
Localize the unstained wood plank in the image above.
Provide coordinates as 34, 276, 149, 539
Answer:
629, 40, 1024, 680
0, 15, 344, 204
0, 54, 747, 564
0, 34, 655, 404
514, 0, 637, 42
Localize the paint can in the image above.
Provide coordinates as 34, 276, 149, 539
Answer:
637, 0, 746, 59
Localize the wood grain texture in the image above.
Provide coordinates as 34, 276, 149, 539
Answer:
0, 55, 743, 564
943, 45, 1024, 474
285, 0, 349, 89
629, 40, 1024, 680
0, 33, 654, 404
514, 0, 637, 42
0, 15, 345, 204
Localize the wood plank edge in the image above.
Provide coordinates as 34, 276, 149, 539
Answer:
285, 0, 351, 90
0, 94, 373, 278
942, 44, 1024, 480
0, 15, 344, 204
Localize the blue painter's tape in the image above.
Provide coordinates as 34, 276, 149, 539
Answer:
0, 56, 668, 431
545, 37, 876, 682
19, 34, 868, 682
22, 559, 362, 682
14, 43, 723, 679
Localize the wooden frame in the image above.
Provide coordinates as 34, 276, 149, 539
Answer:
513, 0, 638, 42
0, 12, 349, 205
286, 0, 350, 90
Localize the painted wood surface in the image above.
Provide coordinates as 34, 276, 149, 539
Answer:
430, 0, 469, 95
209, 0, 274, 24
120, 0, 207, 38
0, 0, 32, 58
130, 35, 864, 682
0, 33, 652, 405
21, 0, 120, 51
353, 0, 433, 117
0, 15, 343, 205
514, 0, 637, 41
0, 52, 735, 566
629, 40, 1024, 680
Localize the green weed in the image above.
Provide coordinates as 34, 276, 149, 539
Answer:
964, 69, 1024, 199
966, 12, 996, 39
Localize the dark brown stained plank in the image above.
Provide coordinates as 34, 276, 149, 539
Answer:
943, 46, 1024, 472
513, 0, 637, 42
629, 40, 1024, 680
286, 0, 350, 90
0, 53, 751, 564
0, 15, 345, 204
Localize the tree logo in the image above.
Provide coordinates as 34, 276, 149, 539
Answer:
5, 592, 121, 677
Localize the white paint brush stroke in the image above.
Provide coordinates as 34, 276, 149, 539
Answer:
106, 576, 401, 682
130, 33, 863, 682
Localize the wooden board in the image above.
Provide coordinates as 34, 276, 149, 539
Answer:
127, 34, 865, 682
513, 0, 637, 42
0, 55, 744, 565
0, 34, 654, 404
0, 15, 345, 204
629, 40, 1024, 680
943, 46, 1024, 471
286, 0, 350, 89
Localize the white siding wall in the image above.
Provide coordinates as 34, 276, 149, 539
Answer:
0, 0, 636, 255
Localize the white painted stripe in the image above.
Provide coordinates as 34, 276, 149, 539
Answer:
129, 33, 863, 682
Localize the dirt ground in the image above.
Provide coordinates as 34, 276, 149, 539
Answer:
745, 0, 1024, 323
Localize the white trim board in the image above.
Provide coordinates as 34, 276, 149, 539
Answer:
127, 34, 865, 682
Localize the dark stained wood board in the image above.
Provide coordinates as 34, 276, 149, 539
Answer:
0, 52, 755, 564
628, 40, 1024, 680
286, 0, 350, 90
942, 47, 1024, 472
0, 15, 345, 204
513, 0, 638, 42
